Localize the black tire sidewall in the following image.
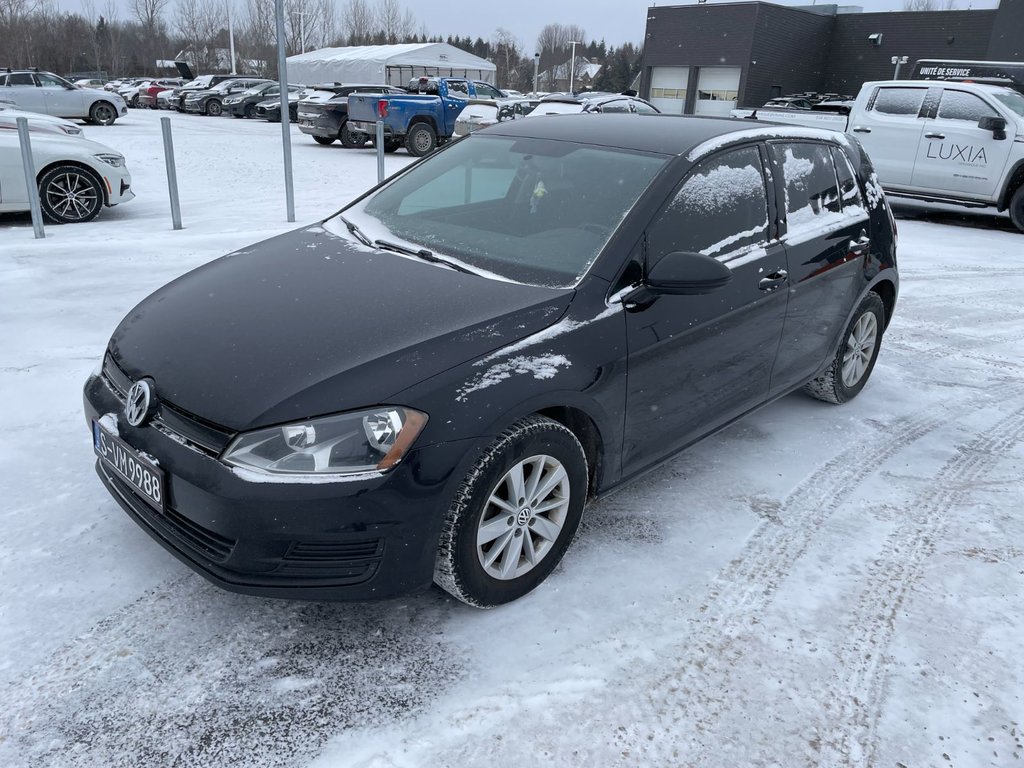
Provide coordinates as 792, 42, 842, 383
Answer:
90, 102, 116, 125
339, 121, 364, 148
1010, 185, 1024, 234
446, 423, 588, 606
833, 293, 885, 402
207, 99, 222, 116
405, 124, 436, 156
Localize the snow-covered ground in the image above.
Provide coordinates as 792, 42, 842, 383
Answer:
1, 109, 1022, 767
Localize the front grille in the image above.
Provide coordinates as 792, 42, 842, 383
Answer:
103, 465, 236, 563
101, 354, 233, 454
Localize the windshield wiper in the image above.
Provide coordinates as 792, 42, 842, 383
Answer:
374, 239, 477, 275
338, 215, 372, 247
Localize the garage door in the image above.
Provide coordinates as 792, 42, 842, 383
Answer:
648, 66, 688, 115
695, 66, 740, 117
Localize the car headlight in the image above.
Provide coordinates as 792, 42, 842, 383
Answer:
94, 153, 125, 167
60, 125, 83, 136
222, 407, 428, 476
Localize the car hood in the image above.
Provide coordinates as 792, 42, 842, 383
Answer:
108, 225, 571, 432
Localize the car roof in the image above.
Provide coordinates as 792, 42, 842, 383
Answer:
480, 113, 824, 157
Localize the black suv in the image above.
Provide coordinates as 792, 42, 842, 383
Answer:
297, 83, 407, 145
84, 116, 897, 608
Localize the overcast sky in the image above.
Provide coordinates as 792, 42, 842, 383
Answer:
59, 0, 1001, 50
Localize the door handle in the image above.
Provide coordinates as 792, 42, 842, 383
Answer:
848, 231, 872, 256
925, 132, 945, 139
758, 270, 788, 292
852, 126, 871, 133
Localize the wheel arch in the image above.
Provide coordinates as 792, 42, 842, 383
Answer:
407, 115, 438, 134
997, 159, 1024, 212
36, 160, 109, 206
869, 277, 898, 331
535, 405, 604, 499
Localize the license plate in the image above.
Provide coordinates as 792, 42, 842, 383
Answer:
93, 419, 165, 511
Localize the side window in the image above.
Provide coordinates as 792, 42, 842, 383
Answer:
633, 101, 659, 115
936, 90, 998, 122
770, 142, 843, 232
597, 99, 631, 113
7, 73, 37, 86
649, 146, 769, 262
36, 73, 64, 87
474, 82, 502, 99
830, 146, 865, 214
446, 81, 469, 99
871, 87, 926, 117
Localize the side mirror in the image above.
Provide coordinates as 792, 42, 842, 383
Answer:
624, 251, 732, 308
978, 115, 1007, 140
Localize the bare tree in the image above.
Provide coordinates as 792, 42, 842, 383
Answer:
130, 0, 168, 32
902, 0, 956, 9
341, 0, 373, 45
536, 23, 586, 88
492, 27, 521, 89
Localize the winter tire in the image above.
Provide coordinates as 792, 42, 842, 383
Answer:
38, 165, 104, 224
434, 415, 588, 607
313, 135, 335, 145
405, 123, 436, 157
88, 101, 117, 126
803, 292, 885, 404
1009, 185, 1024, 234
339, 121, 366, 148
206, 99, 222, 116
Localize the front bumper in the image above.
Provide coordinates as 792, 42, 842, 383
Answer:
183, 101, 204, 113
83, 366, 468, 601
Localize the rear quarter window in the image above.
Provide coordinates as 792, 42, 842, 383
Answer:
871, 87, 926, 116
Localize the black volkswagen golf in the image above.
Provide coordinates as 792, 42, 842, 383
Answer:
84, 115, 898, 607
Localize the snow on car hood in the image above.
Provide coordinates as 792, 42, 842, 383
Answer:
107, 225, 571, 431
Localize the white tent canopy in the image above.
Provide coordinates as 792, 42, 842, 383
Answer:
286, 43, 496, 87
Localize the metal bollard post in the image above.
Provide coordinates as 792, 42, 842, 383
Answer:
16, 118, 45, 239
376, 120, 385, 184
160, 117, 183, 230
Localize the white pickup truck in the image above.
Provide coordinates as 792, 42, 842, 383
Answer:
734, 80, 1024, 232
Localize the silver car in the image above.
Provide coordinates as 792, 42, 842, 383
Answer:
1, 70, 128, 125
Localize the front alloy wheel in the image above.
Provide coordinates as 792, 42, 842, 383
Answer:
89, 101, 117, 125
38, 165, 103, 224
434, 415, 588, 607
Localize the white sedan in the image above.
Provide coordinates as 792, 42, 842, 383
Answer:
0, 132, 134, 223
0, 104, 84, 138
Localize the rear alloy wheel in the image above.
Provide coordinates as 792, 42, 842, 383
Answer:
206, 99, 223, 116
38, 165, 104, 224
88, 101, 117, 126
313, 135, 335, 145
1009, 185, 1024, 233
803, 292, 885, 404
434, 416, 588, 607
405, 123, 436, 157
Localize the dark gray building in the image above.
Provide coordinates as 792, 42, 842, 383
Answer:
640, 0, 1023, 114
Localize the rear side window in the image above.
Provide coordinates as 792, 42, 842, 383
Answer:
650, 146, 770, 263
871, 87, 926, 116
936, 91, 998, 122
770, 142, 843, 234
6, 73, 36, 86
830, 147, 864, 214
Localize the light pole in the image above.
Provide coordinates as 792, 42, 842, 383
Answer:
227, 3, 236, 74
533, 52, 540, 95
891, 55, 909, 79
568, 40, 582, 94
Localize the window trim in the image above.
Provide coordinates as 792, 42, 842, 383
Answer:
934, 88, 999, 123
867, 85, 929, 118
767, 138, 851, 239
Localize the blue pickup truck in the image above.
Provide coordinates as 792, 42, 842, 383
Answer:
347, 77, 505, 156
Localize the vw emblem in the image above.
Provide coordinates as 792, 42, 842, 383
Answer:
125, 380, 153, 427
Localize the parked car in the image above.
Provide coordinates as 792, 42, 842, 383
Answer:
183, 78, 271, 116
137, 79, 183, 109
83, 115, 897, 608
1, 131, 133, 222
734, 79, 1024, 232
118, 78, 151, 105
297, 83, 407, 145
0, 103, 84, 137
348, 76, 507, 156
74, 78, 106, 89
1, 70, 127, 125
169, 74, 249, 112
527, 92, 660, 117
253, 88, 307, 122
225, 82, 303, 119
452, 97, 540, 138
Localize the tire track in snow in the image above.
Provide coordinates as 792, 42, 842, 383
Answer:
815, 404, 1024, 767
609, 378, 1024, 765
0, 575, 463, 767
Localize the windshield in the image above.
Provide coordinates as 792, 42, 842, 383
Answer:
338, 135, 668, 288
993, 89, 1024, 118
